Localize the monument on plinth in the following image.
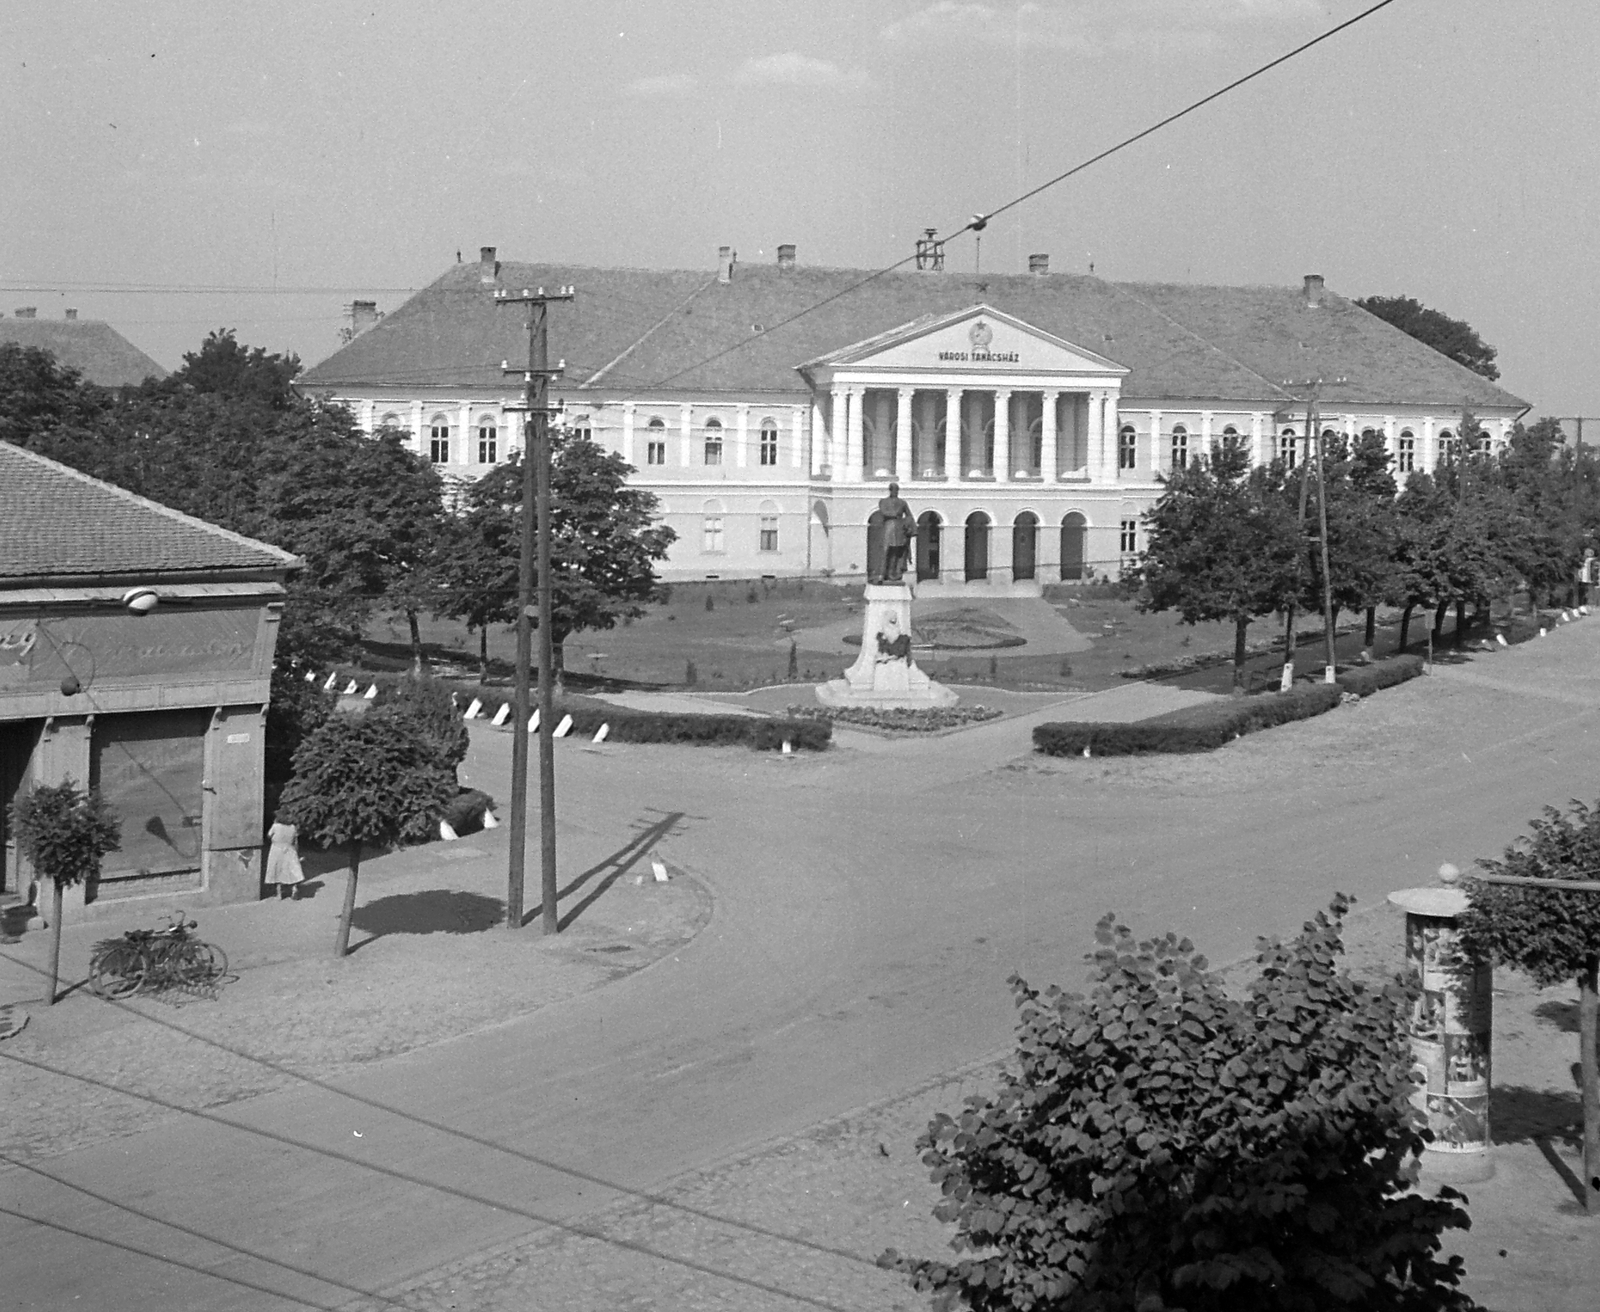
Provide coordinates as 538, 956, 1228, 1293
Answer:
816, 484, 957, 709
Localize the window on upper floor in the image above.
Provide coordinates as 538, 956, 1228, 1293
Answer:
1278, 428, 1297, 470
1397, 429, 1416, 473
429, 415, 450, 464
645, 417, 667, 465
1219, 424, 1241, 455
570, 414, 592, 443
703, 418, 724, 466
1170, 424, 1189, 470
759, 418, 779, 466
477, 417, 498, 464
1118, 424, 1137, 471
1438, 429, 1458, 466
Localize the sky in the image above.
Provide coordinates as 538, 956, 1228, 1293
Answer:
4, 0, 1597, 420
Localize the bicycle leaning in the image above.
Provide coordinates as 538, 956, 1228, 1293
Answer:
88, 911, 229, 999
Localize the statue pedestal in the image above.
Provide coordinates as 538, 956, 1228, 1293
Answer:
816, 584, 957, 709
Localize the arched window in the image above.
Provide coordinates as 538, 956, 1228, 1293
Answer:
702, 499, 726, 553
1278, 428, 1297, 470
916, 510, 942, 581
569, 414, 592, 443
1117, 424, 1137, 472
476, 415, 498, 464
646, 417, 667, 466
1219, 424, 1241, 458
703, 417, 724, 466
1060, 512, 1087, 581
1170, 424, 1189, 470
758, 499, 780, 552
379, 411, 401, 433
1438, 428, 1458, 466
1397, 428, 1416, 474
758, 417, 779, 466
964, 511, 991, 581
1012, 511, 1039, 581
429, 414, 451, 464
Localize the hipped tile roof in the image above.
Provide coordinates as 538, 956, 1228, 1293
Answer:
0, 318, 167, 387
0, 441, 300, 582
300, 258, 1528, 413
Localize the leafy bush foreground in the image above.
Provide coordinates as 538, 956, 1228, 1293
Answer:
881, 898, 1476, 1311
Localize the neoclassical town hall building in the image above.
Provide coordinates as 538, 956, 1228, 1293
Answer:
300, 245, 1527, 593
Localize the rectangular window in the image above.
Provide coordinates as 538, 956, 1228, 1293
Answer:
1278, 433, 1297, 469
647, 440, 666, 466
759, 426, 779, 466
703, 517, 724, 553
1118, 428, 1137, 471
477, 429, 497, 464
1120, 519, 1138, 554
759, 516, 779, 552
704, 437, 723, 466
1397, 436, 1415, 473
1171, 431, 1188, 469
430, 427, 450, 464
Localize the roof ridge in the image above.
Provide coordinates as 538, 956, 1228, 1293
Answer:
1101, 282, 1291, 403
0, 440, 301, 568
582, 275, 719, 388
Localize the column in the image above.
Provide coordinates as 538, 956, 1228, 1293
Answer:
1422, 416, 1436, 472
1041, 390, 1059, 483
792, 409, 805, 469
679, 404, 693, 466
1104, 393, 1120, 484
993, 390, 1011, 482
810, 400, 826, 475
1147, 409, 1162, 479
829, 386, 848, 478
1251, 413, 1266, 467
846, 386, 865, 483
896, 388, 914, 484
1200, 410, 1213, 455
944, 388, 963, 481
1086, 389, 1105, 483
620, 403, 635, 466
735, 403, 749, 469
410, 400, 424, 457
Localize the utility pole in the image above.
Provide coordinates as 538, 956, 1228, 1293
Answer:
496, 284, 575, 935
1280, 378, 1345, 686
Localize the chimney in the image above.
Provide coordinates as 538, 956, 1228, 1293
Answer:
64, 308, 78, 320
14, 307, 37, 319
776, 244, 796, 271
479, 246, 500, 284
1028, 253, 1050, 275
717, 245, 736, 283
352, 300, 381, 333
1303, 273, 1325, 307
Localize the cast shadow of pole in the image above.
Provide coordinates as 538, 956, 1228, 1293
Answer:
522, 811, 687, 932
1490, 1083, 1586, 1206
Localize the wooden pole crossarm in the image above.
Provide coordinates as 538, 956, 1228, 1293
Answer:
1470, 874, 1600, 893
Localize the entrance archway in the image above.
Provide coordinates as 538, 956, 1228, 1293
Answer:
1060, 512, 1087, 581
964, 511, 990, 581
1012, 512, 1038, 581
916, 511, 942, 581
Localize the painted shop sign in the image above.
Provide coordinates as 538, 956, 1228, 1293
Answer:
0, 610, 260, 687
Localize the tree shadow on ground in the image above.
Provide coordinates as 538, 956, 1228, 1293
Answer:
348, 890, 505, 953
1492, 1084, 1586, 1205
1534, 998, 1580, 1032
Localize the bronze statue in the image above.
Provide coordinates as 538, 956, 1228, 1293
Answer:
875, 482, 916, 584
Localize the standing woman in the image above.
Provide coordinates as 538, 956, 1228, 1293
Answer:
265, 816, 305, 900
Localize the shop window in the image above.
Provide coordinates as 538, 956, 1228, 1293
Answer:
703, 418, 724, 466
759, 418, 779, 466
91, 711, 209, 888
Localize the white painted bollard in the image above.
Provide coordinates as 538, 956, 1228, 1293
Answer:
481, 808, 499, 829
439, 819, 460, 841
1082, 745, 1091, 758
593, 723, 610, 743
781, 739, 792, 755
463, 698, 483, 720
343, 679, 359, 695
528, 709, 540, 732
1495, 633, 1508, 647
364, 684, 379, 699
1539, 627, 1548, 637
304, 670, 317, 683
651, 857, 669, 883
553, 714, 574, 739
1583, 605, 1591, 616
490, 702, 511, 726
324, 671, 339, 691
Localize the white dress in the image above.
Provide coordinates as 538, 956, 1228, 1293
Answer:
265, 822, 305, 887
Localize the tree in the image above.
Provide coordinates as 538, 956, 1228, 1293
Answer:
1137, 442, 1300, 691
276, 710, 458, 956
170, 328, 302, 409
1320, 431, 1400, 655
440, 428, 676, 672
881, 899, 1477, 1311
7, 781, 120, 1004
1354, 295, 1500, 380
1459, 799, 1600, 1213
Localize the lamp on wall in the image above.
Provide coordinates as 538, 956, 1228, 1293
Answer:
121, 587, 159, 614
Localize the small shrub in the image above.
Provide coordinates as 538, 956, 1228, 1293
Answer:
383, 674, 469, 770
685, 660, 698, 686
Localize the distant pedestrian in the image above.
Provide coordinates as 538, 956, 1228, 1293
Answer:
265, 819, 305, 900
1579, 548, 1596, 608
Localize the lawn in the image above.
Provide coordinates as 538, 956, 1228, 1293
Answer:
360, 581, 1544, 696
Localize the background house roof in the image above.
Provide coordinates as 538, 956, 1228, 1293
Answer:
300, 258, 1528, 412
0, 441, 300, 583
0, 316, 167, 387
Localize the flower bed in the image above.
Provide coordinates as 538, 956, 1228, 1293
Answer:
786, 703, 1004, 733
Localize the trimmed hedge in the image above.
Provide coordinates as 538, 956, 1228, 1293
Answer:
785, 703, 1005, 733
1335, 653, 1425, 698
550, 698, 831, 751
1034, 683, 1343, 757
